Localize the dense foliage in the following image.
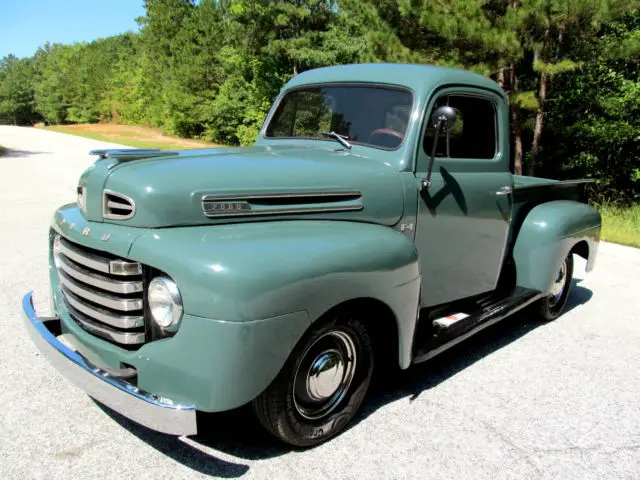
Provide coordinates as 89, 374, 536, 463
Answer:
1, 0, 638, 201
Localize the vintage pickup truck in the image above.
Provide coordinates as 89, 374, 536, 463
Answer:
23, 63, 601, 447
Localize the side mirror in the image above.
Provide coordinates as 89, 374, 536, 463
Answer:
422, 106, 457, 191
430, 105, 457, 131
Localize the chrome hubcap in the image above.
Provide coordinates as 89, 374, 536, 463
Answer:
293, 331, 357, 420
549, 261, 568, 307
307, 349, 345, 401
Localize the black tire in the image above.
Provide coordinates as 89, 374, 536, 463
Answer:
252, 308, 374, 447
533, 253, 574, 321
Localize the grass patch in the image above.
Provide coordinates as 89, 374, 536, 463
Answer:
598, 203, 640, 248
38, 124, 221, 150
0, 145, 6, 156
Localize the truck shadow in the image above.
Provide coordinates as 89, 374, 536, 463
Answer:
94, 400, 253, 477
356, 278, 592, 417
2, 148, 51, 158
95, 279, 592, 470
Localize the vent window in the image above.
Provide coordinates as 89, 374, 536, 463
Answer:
103, 190, 135, 220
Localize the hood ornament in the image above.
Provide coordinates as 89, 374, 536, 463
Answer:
89, 149, 178, 162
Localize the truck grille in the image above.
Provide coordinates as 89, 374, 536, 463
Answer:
53, 235, 146, 347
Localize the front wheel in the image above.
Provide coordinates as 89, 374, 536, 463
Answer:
533, 253, 574, 321
252, 309, 374, 447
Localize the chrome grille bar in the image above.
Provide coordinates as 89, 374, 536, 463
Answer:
58, 256, 143, 294
66, 304, 145, 345
54, 234, 146, 348
59, 272, 144, 312
58, 237, 110, 274
58, 237, 141, 276
63, 289, 144, 329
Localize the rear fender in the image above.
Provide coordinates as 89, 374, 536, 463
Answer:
512, 200, 601, 293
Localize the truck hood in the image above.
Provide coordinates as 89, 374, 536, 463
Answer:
88, 145, 404, 228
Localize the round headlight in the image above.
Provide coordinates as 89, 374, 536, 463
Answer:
148, 276, 183, 331
53, 235, 63, 269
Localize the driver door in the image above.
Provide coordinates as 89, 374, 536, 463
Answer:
414, 89, 513, 308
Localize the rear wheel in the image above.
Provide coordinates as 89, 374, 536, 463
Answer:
533, 253, 574, 321
252, 308, 374, 447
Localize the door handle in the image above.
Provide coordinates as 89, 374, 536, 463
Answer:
496, 186, 512, 196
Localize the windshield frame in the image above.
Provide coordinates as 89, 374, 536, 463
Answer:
260, 82, 416, 152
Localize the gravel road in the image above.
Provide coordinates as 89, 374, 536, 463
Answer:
1, 125, 639, 480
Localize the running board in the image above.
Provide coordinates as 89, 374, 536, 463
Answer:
412, 288, 543, 364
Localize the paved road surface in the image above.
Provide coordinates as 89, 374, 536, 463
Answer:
1, 125, 639, 479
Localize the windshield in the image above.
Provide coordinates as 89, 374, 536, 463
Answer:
265, 85, 413, 150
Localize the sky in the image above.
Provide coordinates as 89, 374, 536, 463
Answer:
0, 0, 146, 59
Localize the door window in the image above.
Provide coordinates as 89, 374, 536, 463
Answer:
423, 95, 497, 159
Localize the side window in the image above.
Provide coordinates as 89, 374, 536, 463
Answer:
423, 94, 497, 159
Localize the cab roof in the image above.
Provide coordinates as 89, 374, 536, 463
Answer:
285, 63, 503, 98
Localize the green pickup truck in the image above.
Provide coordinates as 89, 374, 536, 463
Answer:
23, 63, 601, 447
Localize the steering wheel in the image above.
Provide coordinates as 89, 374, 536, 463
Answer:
368, 128, 405, 147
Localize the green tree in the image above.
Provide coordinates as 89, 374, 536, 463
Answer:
160, 0, 227, 137
513, 0, 637, 175
0, 55, 36, 125
136, 0, 196, 127
31, 44, 67, 124
542, 12, 640, 201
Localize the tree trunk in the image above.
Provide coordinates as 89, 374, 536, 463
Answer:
529, 71, 547, 176
529, 9, 551, 176
510, 64, 524, 175
13, 111, 17, 126
557, 21, 565, 57
509, 0, 523, 175
293, 0, 301, 76
497, 68, 505, 89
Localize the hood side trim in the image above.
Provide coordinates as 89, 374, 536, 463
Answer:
202, 190, 361, 201
202, 191, 363, 218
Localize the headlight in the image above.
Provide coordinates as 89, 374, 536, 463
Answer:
52, 235, 63, 269
148, 276, 183, 332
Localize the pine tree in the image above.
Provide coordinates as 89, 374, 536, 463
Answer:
0, 55, 36, 125
136, 0, 196, 127
518, 0, 636, 175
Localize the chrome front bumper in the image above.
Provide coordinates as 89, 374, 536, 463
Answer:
21, 292, 197, 436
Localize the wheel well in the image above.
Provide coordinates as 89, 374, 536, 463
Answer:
571, 240, 589, 262
318, 298, 400, 372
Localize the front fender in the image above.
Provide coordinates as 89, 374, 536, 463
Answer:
129, 220, 421, 368
513, 200, 601, 293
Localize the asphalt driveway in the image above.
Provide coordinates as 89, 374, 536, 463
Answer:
1, 125, 639, 479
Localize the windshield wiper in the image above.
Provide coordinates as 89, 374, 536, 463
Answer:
318, 131, 352, 149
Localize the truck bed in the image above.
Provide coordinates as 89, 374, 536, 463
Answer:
512, 175, 593, 205
508, 175, 594, 248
